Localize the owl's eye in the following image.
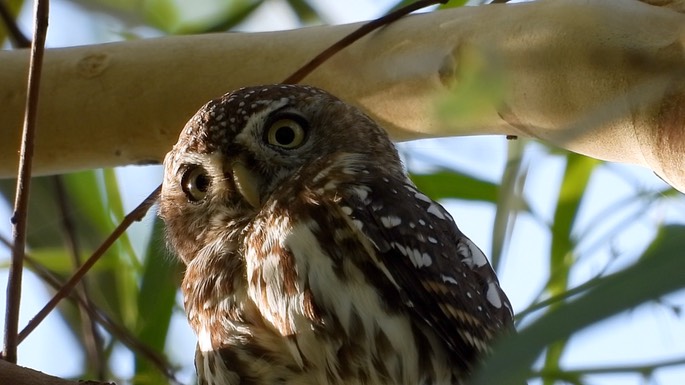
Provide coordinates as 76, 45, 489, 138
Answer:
265, 116, 306, 149
181, 165, 210, 202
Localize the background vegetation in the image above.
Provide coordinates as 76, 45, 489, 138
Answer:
1, 1, 684, 384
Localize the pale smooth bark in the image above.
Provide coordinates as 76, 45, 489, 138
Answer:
1, 0, 684, 191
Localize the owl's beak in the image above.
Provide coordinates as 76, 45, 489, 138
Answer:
232, 162, 262, 209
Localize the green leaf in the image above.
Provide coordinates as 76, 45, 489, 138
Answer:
102, 169, 142, 269
543, 153, 599, 382
191, 0, 264, 34
62, 171, 105, 225
435, 43, 507, 130
411, 169, 528, 209
491, 138, 528, 271
285, 0, 319, 25
62, 171, 112, 244
143, 0, 180, 32
0, 0, 25, 46
470, 225, 685, 385
0, 178, 63, 248
389, 0, 468, 12
438, 0, 469, 9
549, 154, 599, 288
134, 217, 180, 383
0, 174, 108, 249
102, 168, 141, 327
12, 247, 118, 273
144, 0, 264, 34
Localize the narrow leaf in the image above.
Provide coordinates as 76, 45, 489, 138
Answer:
134, 218, 180, 384
543, 153, 599, 382
470, 225, 685, 385
411, 169, 528, 209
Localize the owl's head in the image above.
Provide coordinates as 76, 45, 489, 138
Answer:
159, 84, 402, 263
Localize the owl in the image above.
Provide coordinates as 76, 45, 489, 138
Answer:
159, 85, 514, 385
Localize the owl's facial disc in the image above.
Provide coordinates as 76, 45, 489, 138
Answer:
232, 162, 262, 208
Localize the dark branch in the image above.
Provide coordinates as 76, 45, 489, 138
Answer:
283, 0, 448, 84
0, 359, 111, 385
3, 0, 49, 363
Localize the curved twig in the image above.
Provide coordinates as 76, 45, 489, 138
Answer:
283, 0, 447, 84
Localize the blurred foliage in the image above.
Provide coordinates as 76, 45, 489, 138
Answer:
54, 0, 322, 34
435, 42, 507, 127
472, 224, 685, 385
541, 154, 600, 385
0, 171, 181, 381
0, 0, 24, 45
1, 1, 684, 385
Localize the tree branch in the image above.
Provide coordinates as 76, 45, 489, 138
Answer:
3, 0, 49, 363
1, 0, 684, 192
0, 359, 112, 385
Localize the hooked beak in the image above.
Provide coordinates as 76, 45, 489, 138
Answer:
231, 162, 262, 209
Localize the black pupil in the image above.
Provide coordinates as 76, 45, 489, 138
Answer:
275, 126, 296, 145
194, 173, 209, 192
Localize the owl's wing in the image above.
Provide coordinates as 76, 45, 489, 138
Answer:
337, 175, 514, 368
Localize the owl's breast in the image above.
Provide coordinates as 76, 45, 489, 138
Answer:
236, 202, 457, 385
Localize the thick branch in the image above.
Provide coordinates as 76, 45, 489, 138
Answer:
0, 359, 107, 385
1, 0, 684, 191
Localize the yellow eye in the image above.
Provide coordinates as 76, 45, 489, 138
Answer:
266, 117, 306, 149
181, 165, 210, 202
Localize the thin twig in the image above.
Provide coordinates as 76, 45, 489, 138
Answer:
3, 0, 49, 364
534, 355, 685, 378
282, 0, 448, 84
17, 185, 161, 345
53, 176, 106, 380
0, 0, 31, 47
515, 278, 603, 322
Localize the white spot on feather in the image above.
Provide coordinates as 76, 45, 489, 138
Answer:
380, 216, 402, 228
486, 281, 503, 308
441, 274, 458, 285
460, 239, 488, 268
414, 192, 431, 203
427, 203, 446, 219
393, 242, 432, 267
419, 252, 432, 267
352, 219, 364, 231
352, 186, 371, 202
